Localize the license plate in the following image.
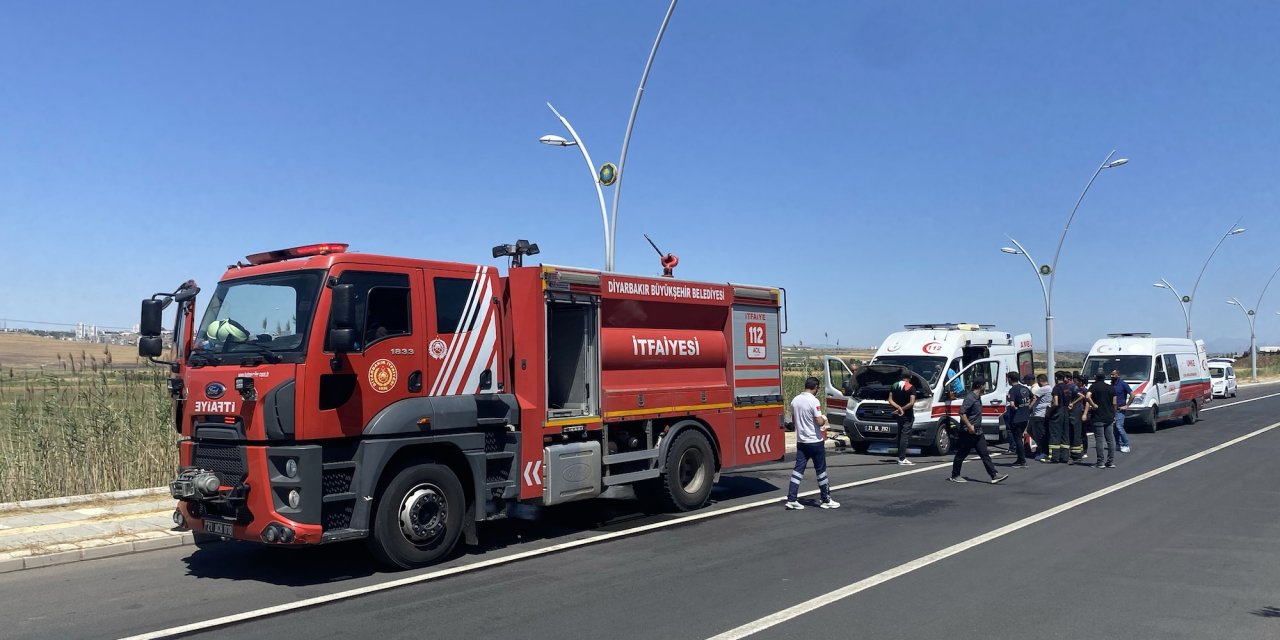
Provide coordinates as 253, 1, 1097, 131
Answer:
864, 425, 891, 433
203, 520, 233, 537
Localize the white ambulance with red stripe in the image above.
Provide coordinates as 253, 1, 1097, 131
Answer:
1080, 333, 1210, 432
823, 324, 1034, 456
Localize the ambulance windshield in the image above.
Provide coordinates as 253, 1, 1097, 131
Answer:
872, 356, 948, 387
1081, 355, 1152, 383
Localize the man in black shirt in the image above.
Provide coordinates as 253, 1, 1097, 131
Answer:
949, 378, 1009, 484
1086, 372, 1118, 468
888, 370, 918, 465
1048, 372, 1078, 463
1004, 371, 1032, 468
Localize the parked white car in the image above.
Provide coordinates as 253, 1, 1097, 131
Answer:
1209, 362, 1238, 398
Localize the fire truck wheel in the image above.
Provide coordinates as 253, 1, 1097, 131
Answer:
192, 532, 223, 548
658, 429, 715, 512
369, 462, 464, 569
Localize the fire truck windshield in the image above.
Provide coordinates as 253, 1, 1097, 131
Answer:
192, 271, 324, 364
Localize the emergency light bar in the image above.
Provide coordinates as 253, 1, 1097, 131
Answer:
904, 323, 996, 331
244, 243, 349, 266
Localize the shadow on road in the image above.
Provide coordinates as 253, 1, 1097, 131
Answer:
1251, 606, 1280, 618
179, 476, 784, 586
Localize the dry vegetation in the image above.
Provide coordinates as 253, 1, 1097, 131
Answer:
0, 335, 175, 502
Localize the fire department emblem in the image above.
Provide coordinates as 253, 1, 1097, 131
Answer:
428, 338, 448, 360
368, 359, 398, 393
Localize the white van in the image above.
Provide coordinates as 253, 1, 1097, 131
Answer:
1080, 333, 1210, 432
1208, 360, 1238, 398
823, 324, 1034, 456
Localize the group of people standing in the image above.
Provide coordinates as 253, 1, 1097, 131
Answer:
1025, 369, 1133, 467
783, 367, 1138, 508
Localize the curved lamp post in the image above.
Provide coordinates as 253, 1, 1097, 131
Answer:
1152, 279, 1192, 337
1150, 221, 1245, 339
1001, 150, 1128, 380
1227, 298, 1258, 382
539, 0, 679, 272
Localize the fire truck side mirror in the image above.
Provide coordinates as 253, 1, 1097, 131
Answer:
140, 299, 165, 337
138, 336, 164, 358
329, 284, 357, 354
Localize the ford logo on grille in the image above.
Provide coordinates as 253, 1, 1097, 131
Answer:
205, 382, 226, 399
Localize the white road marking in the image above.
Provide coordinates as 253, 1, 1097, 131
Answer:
120, 394, 1280, 640
1201, 390, 1280, 412
704, 419, 1280, 640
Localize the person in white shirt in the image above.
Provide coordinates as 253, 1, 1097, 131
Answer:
785, 377, 839, 510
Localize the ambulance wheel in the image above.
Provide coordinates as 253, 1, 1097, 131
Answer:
656, 429, 715, 512
1183, 401, 1199, 425
368, 462, 464, 569
851, 442, 871, 454
928, 424, 953, 456
1147, 407, 1160, 433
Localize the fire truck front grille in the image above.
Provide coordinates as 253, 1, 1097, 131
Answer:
323, 503, 353, 530
322, 468, 354, 495
192, 443, 246, 485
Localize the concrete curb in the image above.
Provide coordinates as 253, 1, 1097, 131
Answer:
0, 530, 196, 575
0, 487, 168, 513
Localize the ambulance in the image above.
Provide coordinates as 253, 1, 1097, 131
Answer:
823, 324, 1034, 456
1080, 333, 1210, 432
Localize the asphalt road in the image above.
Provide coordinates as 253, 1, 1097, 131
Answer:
3, 385, 1279, 640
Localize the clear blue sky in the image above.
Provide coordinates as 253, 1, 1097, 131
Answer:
2, 1, 1278, 352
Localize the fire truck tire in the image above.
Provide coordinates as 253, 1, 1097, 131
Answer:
368, 462, 464, 569
192, 532, 223, 548
653, 429, 715, 512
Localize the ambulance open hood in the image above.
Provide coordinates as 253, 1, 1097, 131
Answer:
848, 364, 933, 401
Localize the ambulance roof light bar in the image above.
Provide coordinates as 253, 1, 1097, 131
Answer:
1106, 332, 1152, 338
243, 243, 349, 267
904, 323, 996, 331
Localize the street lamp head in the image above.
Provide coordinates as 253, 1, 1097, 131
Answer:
1104, 158, 1129, 168
539, 134, 576, 147
1227, 300, 1240, 306
1229, 227, 1246, 235
1000, 247, 1021, 255
1152, 282, 1168, 289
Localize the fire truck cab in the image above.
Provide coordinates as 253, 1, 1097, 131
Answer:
822, 324, 1034, 456
139, 243, 785, 568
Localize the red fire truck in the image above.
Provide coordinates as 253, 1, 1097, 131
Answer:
139, 241, 785, 568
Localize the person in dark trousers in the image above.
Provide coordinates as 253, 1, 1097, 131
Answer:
888, 370, 918, 465
1111, 369, 1133, 453
949, 378, 1009, 484
1030, 374, 1052, 461
785, 377, 839, 510
1047, 372, 1072, 463
1067, 373, 1087, 462
1004, 371, 1032, 468
1087, 372, 1118, 468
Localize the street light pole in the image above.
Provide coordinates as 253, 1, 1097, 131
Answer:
1152, 279, 1192, 338
1001, 239, 1052, 378
1185, 219, 1246, 338
542, 106, 611, 268
540, 0, 679, 272
1001, 150, 1128, 380
1227, 298, 1258, 383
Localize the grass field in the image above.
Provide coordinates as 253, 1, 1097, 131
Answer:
0, 334, 175, 502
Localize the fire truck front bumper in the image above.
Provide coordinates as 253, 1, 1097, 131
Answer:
171, 442, 326, 546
